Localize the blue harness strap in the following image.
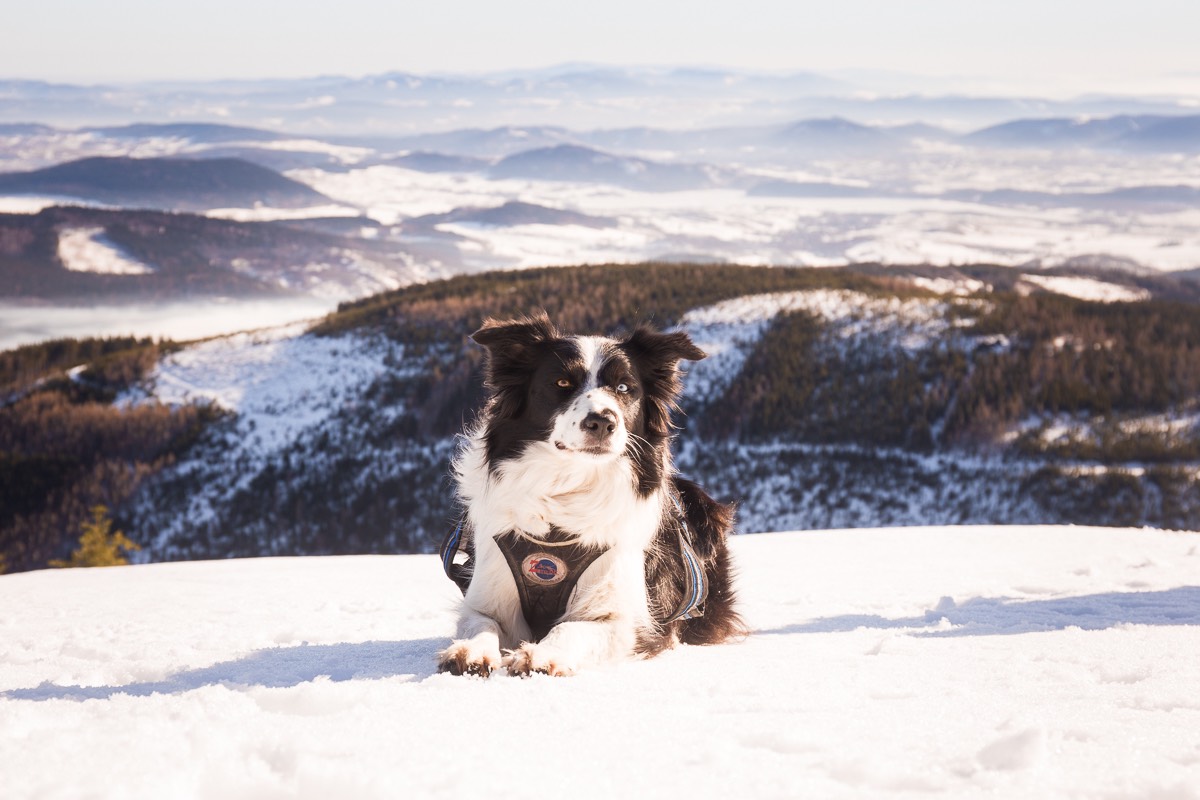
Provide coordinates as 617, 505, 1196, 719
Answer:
663, 491, 709, 623
439, 517, 473, 594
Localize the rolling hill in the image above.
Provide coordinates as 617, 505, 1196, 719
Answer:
0, 156, 332, 211
0, 205, 431, 301
488, 144, 734, 191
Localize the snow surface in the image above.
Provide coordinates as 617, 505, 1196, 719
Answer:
0, 298, 336, 352
57, 227, 155, 275
205, 203, 362, 223
2, 526, 1198, 799
294, 163, 1200, 274
909, 275, 990, 296
0, 195, 92, 214
132, 325, 401, 546
1019, 274, 1153, 304
678, 289, 956, 407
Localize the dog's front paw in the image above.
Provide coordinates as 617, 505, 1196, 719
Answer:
504, 643, 577, 678
438, 639, 502, 677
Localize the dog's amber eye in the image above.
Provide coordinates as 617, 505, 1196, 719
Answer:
556, 378, 572, 388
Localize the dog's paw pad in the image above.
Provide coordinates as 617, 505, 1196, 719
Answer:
437, 642, 500, 678
504, 644, 576, 678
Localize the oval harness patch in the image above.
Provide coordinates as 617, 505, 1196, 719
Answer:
524, 553, 567, 586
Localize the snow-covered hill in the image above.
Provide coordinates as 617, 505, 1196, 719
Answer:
2, 525, 1198, 798
113, 272, 1200, 568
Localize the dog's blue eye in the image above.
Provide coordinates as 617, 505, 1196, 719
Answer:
616, 383, 630, 393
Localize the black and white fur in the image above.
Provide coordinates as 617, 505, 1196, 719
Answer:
438, 311, 745, 677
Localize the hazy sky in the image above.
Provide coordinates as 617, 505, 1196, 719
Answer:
5, 0, 1198, 94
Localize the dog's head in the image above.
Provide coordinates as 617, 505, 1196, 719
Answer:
471, 310, 705, 481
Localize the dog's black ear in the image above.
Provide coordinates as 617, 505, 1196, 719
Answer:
470, 311, 559, 417
620, 326, 706, 435
471, 310, 558, 355
622, 327, 707, 366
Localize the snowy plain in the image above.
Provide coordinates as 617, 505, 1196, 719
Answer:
2, 526, 1198, 799
0, 298, 336, 353
294, 159, 1200, 274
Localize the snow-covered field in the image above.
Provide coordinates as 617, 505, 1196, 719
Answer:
56, 227, 155, 275
1, 526, 1197, 799
294, 160, 1200, 274
0, 298, 336, 352
1018, 274, 1153, 303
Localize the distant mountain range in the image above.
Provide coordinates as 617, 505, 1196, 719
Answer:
4, 112, 1200, 181
967, 114, 1200, 152
1, 111, 1197, 299
86, 123, 289, 144
409, 200, 615, 229
1, 67, 1195, 134
0, 156, 331, 211
387, 114, 1200, 162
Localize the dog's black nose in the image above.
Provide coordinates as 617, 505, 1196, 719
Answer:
581, 411, 616, 437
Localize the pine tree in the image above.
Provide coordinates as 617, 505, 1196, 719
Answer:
50, 505, 140, 568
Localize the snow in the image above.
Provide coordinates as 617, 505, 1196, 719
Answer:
0, 195, 93, 214
134, 326, 401, 544
678, 289, 956, 405
257, 138, 373, 165
1020, 274, 1153, 303
4, 123, 1200, 276
291, 161, 1200, 274
57, 227, 154, 275
909, 275, 989, 296
2, 525, 1198, 799
146, 324, 376, 425
205, 203, 363, 222
0, 297, 336, 352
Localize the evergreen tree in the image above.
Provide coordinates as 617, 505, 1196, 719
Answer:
50, 505, 140, 568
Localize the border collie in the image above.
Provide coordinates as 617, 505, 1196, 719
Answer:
438, 310, 745, 677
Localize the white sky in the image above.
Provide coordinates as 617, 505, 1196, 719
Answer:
4, 0, 1199, 95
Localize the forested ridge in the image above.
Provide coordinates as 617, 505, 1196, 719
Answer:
3, 262, 1199, 573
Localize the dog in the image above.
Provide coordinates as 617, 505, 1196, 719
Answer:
437, 310, 745, 677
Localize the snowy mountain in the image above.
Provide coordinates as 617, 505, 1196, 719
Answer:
6, 262, 1197, 574
5, 110, 1200, 307
0, 206, 435, 302
2, 525, 1198, 798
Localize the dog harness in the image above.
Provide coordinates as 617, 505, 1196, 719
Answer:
439, 493, 708, 640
